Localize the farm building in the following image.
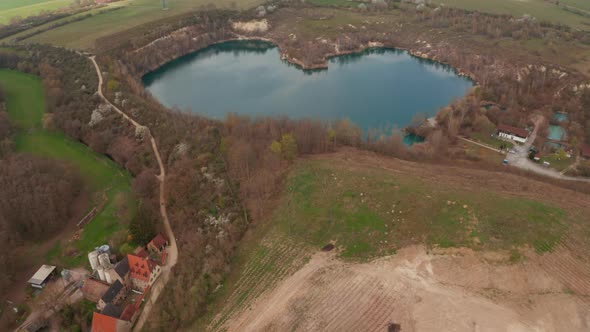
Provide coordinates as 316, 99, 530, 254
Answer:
128, 254, 161, 291
81, 278, 110, 302
27, 265, 56, 289
147, 233, 168, 254
91, 312, 132, 332
107, 256, 130, 287
102, 303, 124, 319
497, 124, 529, 144
98, 280, 127, 310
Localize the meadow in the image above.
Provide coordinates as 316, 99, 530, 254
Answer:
23, 0, 264, 50
0, 69, 136, 268
440, 0, 590, 30
0, 0, 74, 24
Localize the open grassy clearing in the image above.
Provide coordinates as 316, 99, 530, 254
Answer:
0, 69, 136, 268
0, 0, 74, 24
274, 158, 569, 255
22, 0, 264, 50
199, 152, 590, 330
439, 0, 590, 30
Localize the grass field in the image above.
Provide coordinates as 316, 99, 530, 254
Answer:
439, 0, 590, 30
0, 69, 136, 268
198, 153, 590, 330
273, 159, 567, 255
23, 0, 264, 50
0, 0, 75, 24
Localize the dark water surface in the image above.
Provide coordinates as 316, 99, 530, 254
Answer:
143, 41, 473, 136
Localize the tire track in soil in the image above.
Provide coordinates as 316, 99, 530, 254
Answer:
221, 241, 292, 304
321, 276, 377, 330
212, 243, 308, 331
361, 281, 410, 332
306, 273, 364, 330
210, 243, 293, 330
328, 277, 389, 332
532, 232, 590, 298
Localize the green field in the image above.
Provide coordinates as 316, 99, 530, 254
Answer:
23, 0, 264, 50
0, 69, 136, 268
439, 0, 590, 30
0, 0, 75, 24
275, 159, 567, 256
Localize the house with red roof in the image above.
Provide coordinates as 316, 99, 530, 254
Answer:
147, 233, 168, 254
91, 312, 131, 332
582, 144, 590, 160
127, 254, 161, 291
497, 124, 530, 144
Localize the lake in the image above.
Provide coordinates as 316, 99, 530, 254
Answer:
143, 40, 473, 137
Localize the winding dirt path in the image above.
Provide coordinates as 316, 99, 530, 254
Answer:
89, 56, 178, 331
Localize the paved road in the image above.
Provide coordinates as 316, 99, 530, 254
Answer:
505, 118, 590, 183
89, 56, 179, 331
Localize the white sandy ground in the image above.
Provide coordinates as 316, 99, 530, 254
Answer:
219, 246, 590, 332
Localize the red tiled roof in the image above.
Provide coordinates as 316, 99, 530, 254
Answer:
497, 124, 529, 138
582, 145, 590, 158
120, 304, 136, 322
92, 312, 117, 332
149, 234, 168, 249
133, 247, 148, 258
127, 254, 154, 282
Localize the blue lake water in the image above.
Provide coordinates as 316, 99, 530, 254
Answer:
143, 40, 474, 136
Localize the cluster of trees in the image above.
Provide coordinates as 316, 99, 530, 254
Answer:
0, 154, 84, 291
0, 85, 85, 307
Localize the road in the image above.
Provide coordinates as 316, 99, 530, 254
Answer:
89, 56, 179, 331
504, 117, 590, 183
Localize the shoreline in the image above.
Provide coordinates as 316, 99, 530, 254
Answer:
138, 34, 479, 87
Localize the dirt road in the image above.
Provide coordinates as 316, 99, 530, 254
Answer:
89, 56, 178, 331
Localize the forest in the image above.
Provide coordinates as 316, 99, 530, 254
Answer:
0, 84, 84, 300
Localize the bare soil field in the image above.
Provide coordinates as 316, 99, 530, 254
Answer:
221, 246, 589, 332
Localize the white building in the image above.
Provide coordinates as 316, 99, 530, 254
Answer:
497, 124, 529, 144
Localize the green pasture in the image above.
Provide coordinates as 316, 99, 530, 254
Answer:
23, 0, 264, 50
0, 69, 135, 268
0, 0, 75, 24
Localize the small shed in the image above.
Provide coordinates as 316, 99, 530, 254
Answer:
28, 265, 57, 289
582, 145, 590, 159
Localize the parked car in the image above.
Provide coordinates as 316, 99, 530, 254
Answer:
503, 159, 509, 165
